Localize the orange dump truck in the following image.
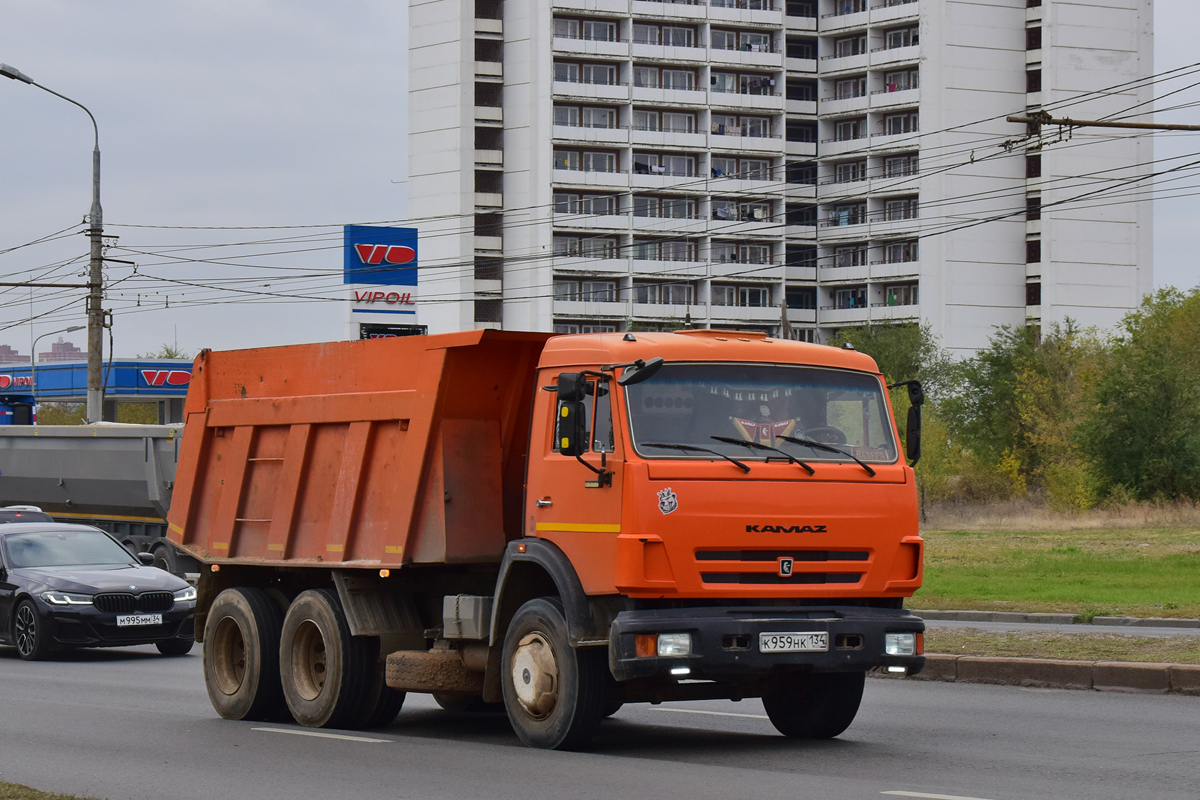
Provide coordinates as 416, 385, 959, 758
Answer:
168, 329, 925, 749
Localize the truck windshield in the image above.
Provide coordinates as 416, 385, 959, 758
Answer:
625, 363, 897, 464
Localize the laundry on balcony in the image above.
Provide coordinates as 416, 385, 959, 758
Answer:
634, 162, 651, 174
650, 164, 667, 174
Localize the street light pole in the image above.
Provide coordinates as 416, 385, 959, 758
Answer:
1, 63, 106, 423
31, 325, 86, 421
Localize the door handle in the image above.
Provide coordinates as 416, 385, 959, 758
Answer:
536, 498, 553, 507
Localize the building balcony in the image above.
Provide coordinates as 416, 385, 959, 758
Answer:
632, 128, 709, 149
475, 149, 503, 167
553, 299, 628, 318
729, 177, 794, 196
785, 265, 817, 282
869, 130, 920, 150
786, 98, 817, 115
869, 86, 919, 111
818, 51, 868, 75
870, 43, 919, 68
474, 18, 502, 35
820, 4, 869, 33
707, 47, 783, 70
630, 302, 704, 320
786, 307, 817, 324
784, 223, 818, 239
630, 0, 708, 21
631, 43, 709, 63
475, 106, 503, 122
707, 3, 784, 27
474, 235, 503, 252
817, 178, 869, 202
710, 303, 782, 322
870, 0, 919, 25
552, 80, 630, 102
785, 57, 817, 74
820, 264, 870, 282
553, 212, 630, 231
475, 61, 503, 78
709, 217, 780, 238
631, 258, 708, 278
784, 13, 817, 32
818, 305, 871, 325
709, 89, 784, 112
631, 171, 703, 189
711, 259, 782, 279
708, 131, 782, 153
551, 255, 629, 274
553, 124, 630, 145
552, 36, 630, 59
475, 192, 503, 208
552, 167, 630, 188
820, 94, 869, 116
870, 301, 920, 321
632, 215, 709, 234
818, 135, 869, 158
631, 85, 708, 106
553, 0, 630, 13
785, 140, 817, 157
870, 259, 920, 280
867, 215, 921, 238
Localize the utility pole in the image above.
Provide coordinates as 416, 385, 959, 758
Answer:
1, 63, 106, 422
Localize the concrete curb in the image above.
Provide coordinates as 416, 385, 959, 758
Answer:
871, 654, 1200, 696
913, 609, 1200, 628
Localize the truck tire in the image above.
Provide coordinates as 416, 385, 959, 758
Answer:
203, 587, 286, 721
349, 638, 405, 729
500, 597, 606, 750
151, 545, 176, 575
762, 671, 865, 739
279, 589, 372, 729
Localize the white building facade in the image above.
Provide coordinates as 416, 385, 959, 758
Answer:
408, 0, 1152, 356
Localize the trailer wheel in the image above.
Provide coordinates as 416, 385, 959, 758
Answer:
151, 545, 175, 575
500, 597, 606, 750
203, 588, 286, 721
762, 671, 865, 739
279, 589, 372, 729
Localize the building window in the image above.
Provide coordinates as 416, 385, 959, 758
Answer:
786, 37, 816, 59
829, 203, 866, 226
553, 193, 617, 215
1027, 194, 1042, 221
554, 236, 618, 259
554, 279, 617, 302
1026, 69, 1042, 93
553, 18, 617, 42
662, 69, 696, 90
712, 284, 770, 307
662, 111, 697, 132
1026, 239, 1042, 263
833, 287, 867, 310
1026, 153, 1042, 178
633, 282, 695, 305
787, 120, 817, 142
833, 0, 867, 17
786, 287, 816, 309
786, 1, 817, 18
835, 118, 865, 141
884, 69, 919, 92
786, 245, 817, 268
834, 35, 866, 57
633, 196, 697, 218
885, 240, 919, 263
884, 26, 919, 49
834, 245, 868, 267
884, 283, 919, 306
633, 239, 698, 262
1026, 282, 1042, 305
1026, 26, 1042, 50
834, 160, 867, 183
883, 112, 919, 135
835, 76, 867, 99
885, 197, 919, 221
554, 321, 617, 334
633, 153, 695, 176
885, 153, 919, 177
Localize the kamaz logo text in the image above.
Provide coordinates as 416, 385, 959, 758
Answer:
746, 524, 827, 533
354, 244, 416, 265
141, 370, 191, 387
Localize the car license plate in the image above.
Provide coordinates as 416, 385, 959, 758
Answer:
759, 632, 828, 653
116, 613, 162, 627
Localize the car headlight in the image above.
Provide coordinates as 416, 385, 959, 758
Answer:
42, 591, 94, 606
173, 586, 197, 602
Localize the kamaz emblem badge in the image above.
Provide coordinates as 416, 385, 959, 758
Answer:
657, 487, 678, 515
778, 557, 794, 578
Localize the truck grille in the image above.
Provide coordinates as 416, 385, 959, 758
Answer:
697, 549, 867, 585
93, 592, 175, 614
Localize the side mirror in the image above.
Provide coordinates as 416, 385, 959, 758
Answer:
556, 373, 588, 457
138, 552, 155, 566
617, 357, 664, 387
905, 405, 921, 465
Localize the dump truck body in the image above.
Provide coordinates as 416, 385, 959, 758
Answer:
171, 330, 924, 748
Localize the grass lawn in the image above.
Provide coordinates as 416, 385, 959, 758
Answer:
924, 628, 1200, 664
913, 528, 1200, 618
0, 783, 96, 800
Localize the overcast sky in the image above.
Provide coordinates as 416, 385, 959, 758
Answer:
1, 0, 1196, 359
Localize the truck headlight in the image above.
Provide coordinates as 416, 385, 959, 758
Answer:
884, 632, 917, 656
657, 633, 692, 657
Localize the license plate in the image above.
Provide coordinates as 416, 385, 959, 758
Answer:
759, 632, 828, 653
116, 614, 162, 627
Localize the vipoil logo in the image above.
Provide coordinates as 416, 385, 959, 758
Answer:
141, 370, 191, 387
354, 244, 416, 266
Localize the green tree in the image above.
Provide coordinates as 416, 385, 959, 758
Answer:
138, 343, 193, 359
1079, 288, 1200, 500
826, 322, 950, 394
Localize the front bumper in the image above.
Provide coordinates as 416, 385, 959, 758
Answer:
42, 602, 196, 648
609, 605, 924, 682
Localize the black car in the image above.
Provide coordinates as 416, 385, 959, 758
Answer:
0, 523, 196, 660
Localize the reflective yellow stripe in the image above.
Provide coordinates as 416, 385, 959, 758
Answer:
267, 544, 285, 552
168, 522, 184, 535
384, 545, 404, 554
212, 542, 229, 549
535, 523, 621, 533
326, 544, 344, 552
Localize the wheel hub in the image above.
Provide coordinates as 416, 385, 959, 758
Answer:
292, 619, 329, 701
15, 605, 36, 657
210, 616, 247, 695
511, 631, 558, 718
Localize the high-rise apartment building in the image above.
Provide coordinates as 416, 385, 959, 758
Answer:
408, 0, 1152, 355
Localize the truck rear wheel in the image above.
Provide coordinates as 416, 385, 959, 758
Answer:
203, 588, 286, 721
279, 589, 372, 729
500, 597, 606, 750
350, 638, 406, 729
762, 671, 865, 739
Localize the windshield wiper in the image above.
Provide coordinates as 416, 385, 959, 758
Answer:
778, 435, 876, 477
642, 442, 751, 473
709, 436, 815, 476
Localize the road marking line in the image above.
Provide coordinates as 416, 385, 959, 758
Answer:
651, 708, 770, 720
882, 792, 997, 800
251, 727, 392, 743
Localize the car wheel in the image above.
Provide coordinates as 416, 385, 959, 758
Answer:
202, 587, 286, 720
279, 589, 372, 729
14, 599, 53, 661
501, 597, 606, 750
761, 671, 865, 739
156, 637, 195, 657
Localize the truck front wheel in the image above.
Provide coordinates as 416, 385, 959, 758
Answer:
762, 671, 865, 739
203, 588, 285, 720
501, 597, 606, 750
279, 589, 372, 729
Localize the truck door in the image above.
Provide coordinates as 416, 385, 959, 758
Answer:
525, 368, 624, 595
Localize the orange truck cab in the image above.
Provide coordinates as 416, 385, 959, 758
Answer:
169, 329, 924, 751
